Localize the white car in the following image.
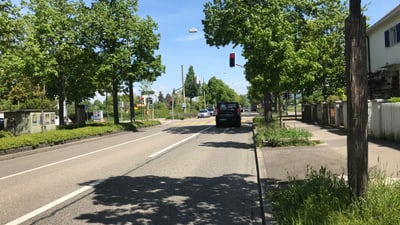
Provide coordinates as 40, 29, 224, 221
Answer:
198, 109, 210, 118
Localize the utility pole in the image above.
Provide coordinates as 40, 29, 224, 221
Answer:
345, 0, 369, 197
181, 65, 186, 113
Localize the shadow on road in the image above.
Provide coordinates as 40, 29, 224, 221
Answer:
75, 174, 261, 224
162, 122, 253, 135
200, 141, 253, 150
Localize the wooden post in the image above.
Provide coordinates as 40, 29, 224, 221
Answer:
345, 0, 369, 197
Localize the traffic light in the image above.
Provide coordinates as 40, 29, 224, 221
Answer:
229, 53, 235, 67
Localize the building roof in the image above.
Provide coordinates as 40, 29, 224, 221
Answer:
367, 4, 400, 34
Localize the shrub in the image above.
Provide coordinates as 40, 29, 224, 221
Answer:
253, 118, 315, 147
268, 167, 352, 225
0, 120, 161, 152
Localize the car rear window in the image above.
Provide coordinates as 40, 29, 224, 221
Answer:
219, 103, 239, 112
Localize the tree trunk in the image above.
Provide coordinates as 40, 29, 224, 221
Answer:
112, 78, 120, 124
263, 90, 273, 123
345, 5, 368, 197
58, 72, 66, 126
128, 80, 135, 123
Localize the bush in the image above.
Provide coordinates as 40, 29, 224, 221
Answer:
268, 167, 400, 225
0, 120, 161, 152
0, 130, 13, 138
268, 167, 352, 225
253, 118, 316, 147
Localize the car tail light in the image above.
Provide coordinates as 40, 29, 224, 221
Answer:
215, 108, 219, 115
236, 107, 241, 115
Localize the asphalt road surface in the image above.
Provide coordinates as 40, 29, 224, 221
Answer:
0, 113, 263, 225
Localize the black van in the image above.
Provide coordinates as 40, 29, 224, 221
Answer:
215, 102, 241, 128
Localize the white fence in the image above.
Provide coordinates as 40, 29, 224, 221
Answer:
302, 100, 400, 141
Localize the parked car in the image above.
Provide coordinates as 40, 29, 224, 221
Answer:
207, 108, 215, 116
215, 102, 241, 127
198, 109, 210, 118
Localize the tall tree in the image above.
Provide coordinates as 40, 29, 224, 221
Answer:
203, 0, 347, 123
22, 0, 94, 125
207, 76, 239, 104
88, 0, 140, 124
345, 0, 368, 197
0, 0, 26, 109
184, 65, 200, 109
127, 16, 164, 122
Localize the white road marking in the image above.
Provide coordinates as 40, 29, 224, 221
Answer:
0, 132, 164, 181
4, 179, 104, 225
2, 126, 211, 224
148, 126, 211, 158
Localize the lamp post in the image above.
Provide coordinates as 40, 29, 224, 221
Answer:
181, 65, 186, 113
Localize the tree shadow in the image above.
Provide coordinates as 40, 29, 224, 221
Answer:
162, 122, 253, 135
75, 174, 261, 224
200, 141, 253, 150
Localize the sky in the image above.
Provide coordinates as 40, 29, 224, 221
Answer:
10, 0, 400, 99
136, 0, 400, 98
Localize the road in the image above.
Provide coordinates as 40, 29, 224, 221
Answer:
0, 113, 263, 225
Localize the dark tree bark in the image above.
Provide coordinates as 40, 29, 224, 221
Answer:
112, 78, 120, 124
263, 91, 273, 123
345, 0, 369, 197
128, 80, 135, 123
58, 72, 66, 126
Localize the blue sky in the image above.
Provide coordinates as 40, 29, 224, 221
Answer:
10, 0, 400, 98
137, 0, 400, 97
136, 0, 246, 96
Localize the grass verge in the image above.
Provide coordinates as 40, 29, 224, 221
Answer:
253, 117, 318, 147
268, 167, 400, 225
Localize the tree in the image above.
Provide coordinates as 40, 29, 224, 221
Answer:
126, 16, 165, 122
0, 0, 32, 110
184, 65, 200, 110
88, 0, 140, 124
158, 91, 165, 103
203, 0, 347, 123
22, 0, 98, 125
345, 0, 368, 197
207, 76, 239, 104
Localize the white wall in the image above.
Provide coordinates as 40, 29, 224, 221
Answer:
368, 13, 400, 72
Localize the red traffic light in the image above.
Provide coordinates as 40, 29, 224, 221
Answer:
229, 53, 235, 67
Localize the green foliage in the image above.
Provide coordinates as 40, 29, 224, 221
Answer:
185, 65, 201, 100
268, 167, 352, 225
389, 97, 400, 103
0, 130, 13, 138
253, 118, 316, 147
202, 0, 347, 111
269, 167, 400, 225
207, 76, 241, 105
0, 120, 159, 151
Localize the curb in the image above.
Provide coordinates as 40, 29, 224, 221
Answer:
253, 124, 277, 225
256, 146, 277, 225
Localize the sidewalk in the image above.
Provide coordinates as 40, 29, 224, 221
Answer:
257, 119, 400, 224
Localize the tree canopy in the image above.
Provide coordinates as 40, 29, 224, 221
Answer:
0, 0, 164, 124
203, 0, 347, 121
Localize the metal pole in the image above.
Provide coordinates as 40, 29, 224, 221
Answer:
181, 65, 186, 113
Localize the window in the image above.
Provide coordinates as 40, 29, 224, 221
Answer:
384, 23, 400, 47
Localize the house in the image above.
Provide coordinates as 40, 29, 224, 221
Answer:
367, 4, 400, 99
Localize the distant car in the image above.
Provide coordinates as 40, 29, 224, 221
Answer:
198, 109, 210, 118
215, 102, 241, 128
207, 108, 215, 116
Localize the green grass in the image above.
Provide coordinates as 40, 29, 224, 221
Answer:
268, 167, 400, 225
253, 117, 317, 147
